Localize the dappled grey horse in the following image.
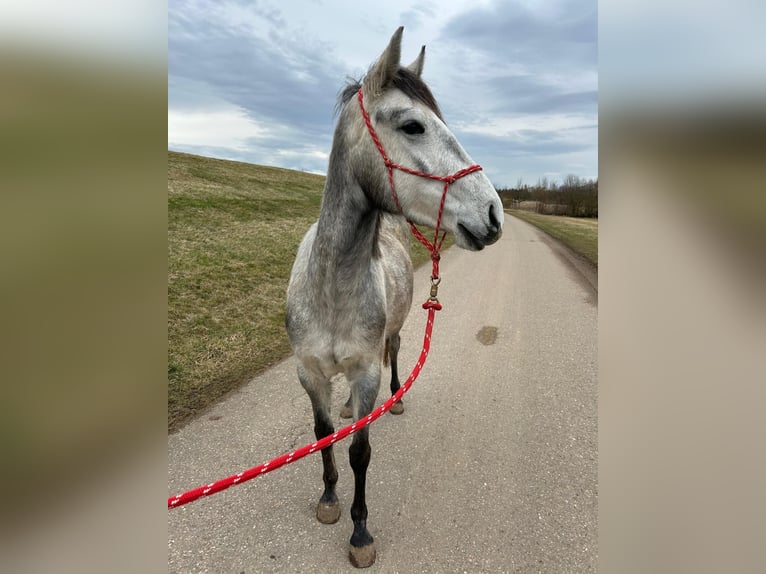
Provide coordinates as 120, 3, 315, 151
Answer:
285, 27, 503, 567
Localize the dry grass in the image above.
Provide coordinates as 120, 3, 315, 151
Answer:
168, 151, 452, 431
168, 151, 325, 431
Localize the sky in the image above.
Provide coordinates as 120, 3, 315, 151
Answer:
168, 0, 598, 188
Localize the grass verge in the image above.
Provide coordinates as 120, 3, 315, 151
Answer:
168, 151, 451, 431
506, 209, 598, 267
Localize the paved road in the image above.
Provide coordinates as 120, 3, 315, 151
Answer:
168, 214, 597, 573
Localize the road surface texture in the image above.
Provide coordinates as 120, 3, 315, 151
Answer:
168, 214, 597, 573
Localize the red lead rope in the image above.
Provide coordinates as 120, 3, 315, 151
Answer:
168, 304, 439, 509
168, 88, 481, 510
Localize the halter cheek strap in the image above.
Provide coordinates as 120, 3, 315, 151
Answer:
357, 88, 482, 286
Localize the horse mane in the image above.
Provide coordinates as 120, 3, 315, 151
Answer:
336, 67, 444, 122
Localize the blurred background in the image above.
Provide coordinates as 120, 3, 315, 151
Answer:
1, 1, 764, 572
0, 2, 167, 573
599, 0, 765, 572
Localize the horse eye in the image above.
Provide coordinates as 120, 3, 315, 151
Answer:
400, 120, 425, 135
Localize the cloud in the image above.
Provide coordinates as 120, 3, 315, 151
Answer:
400, 1, 437, 30
456, 120, 598, 186
428, 0, 597, 184
440, 0, 597, 72
168, 0, 598, 186
168, 106, 270, 151
168, 0, 345, 171
486, 75, 597, 115
169, 9, 339, 135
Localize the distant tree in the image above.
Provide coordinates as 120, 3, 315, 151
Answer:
499, 174, 597, 217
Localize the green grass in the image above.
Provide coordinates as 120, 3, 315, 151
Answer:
168, 151, 451, 431
507, 210, 598, 267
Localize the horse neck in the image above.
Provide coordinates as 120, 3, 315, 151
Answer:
310, 134, 381, 287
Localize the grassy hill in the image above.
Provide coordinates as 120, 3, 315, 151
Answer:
168, 151, 451, 431
168, 151, 326, 431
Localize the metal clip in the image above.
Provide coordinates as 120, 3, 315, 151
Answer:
429, 276, 441, 300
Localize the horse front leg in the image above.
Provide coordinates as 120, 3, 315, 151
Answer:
347, 362, 381, 568
297, 365, 341, 524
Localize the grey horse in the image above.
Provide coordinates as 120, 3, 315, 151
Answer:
285, 27, 503, 567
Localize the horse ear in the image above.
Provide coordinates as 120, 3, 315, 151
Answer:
364, 26, 403, 96
406, 46, 426, 78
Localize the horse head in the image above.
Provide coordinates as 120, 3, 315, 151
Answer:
346, 27, 503, 251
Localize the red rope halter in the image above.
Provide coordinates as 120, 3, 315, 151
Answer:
356, 88, 482, 282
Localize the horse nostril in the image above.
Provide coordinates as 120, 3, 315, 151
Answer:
488, 203, 500, 232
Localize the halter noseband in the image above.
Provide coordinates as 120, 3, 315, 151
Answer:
356, 88, 482, 286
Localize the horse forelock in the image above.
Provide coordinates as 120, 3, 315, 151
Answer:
336, 80, 362, 116
391, 68, 444, 122
336, 68, 443, 122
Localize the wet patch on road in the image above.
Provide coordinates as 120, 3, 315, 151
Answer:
476, 326, 498, 345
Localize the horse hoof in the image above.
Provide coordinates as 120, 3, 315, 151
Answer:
339, 405, 353, 419
316, 502, 341, 524
349, 542, 376, 568
388, 400, 404, 415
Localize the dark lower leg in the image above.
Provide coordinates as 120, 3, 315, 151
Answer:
302, 380, 340, 523
313, 414, 338, 508
349, 428, 373, 548
347, 372, 379, 567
